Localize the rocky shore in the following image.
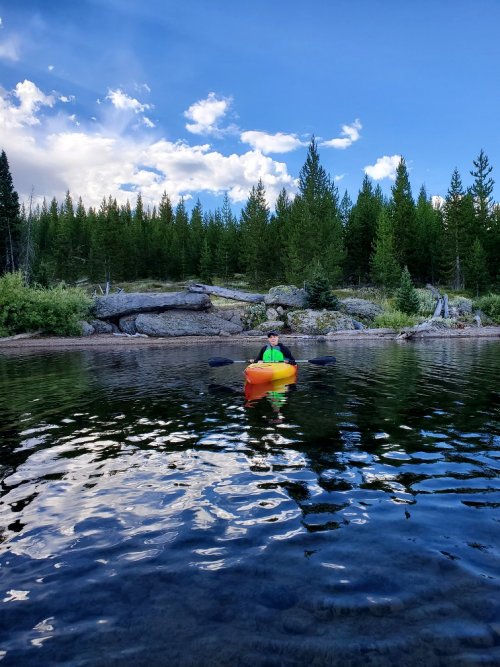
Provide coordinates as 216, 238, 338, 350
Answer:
1, 284, 498, 349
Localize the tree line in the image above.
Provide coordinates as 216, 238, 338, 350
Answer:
1, 141, 499, 294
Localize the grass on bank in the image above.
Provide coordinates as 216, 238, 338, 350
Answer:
0, 273, 92, 337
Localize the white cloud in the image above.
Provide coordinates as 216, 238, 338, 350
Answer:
431, 195, 445, 209
184, 92, 231, 136
334, 174, 345, 182
106, 88, 151, 113
59, 95, 75, 103
0, 80, 54, 129
240, 130, 305, 154
364, 155, 401, 181
321, 119, 362, 149
0, 80, 295, 210
48, 65, 54, 71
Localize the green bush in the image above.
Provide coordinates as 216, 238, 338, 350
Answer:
374, 310, 419, 329
305, 264, 339, 310
474, 294, 500, 323
395, 267, 420, 315
0, 272, 92, 337
242, 302, 267, 330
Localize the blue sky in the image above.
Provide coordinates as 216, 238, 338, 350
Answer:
1, 0, 499, 212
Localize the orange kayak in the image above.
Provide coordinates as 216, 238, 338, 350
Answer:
244, 362, 297, 385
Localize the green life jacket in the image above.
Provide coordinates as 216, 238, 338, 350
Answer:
263, 344, 285, 362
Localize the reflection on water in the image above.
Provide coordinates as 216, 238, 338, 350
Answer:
0, 339, 499, 666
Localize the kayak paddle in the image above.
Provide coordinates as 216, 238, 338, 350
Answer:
208, 356, 336, 367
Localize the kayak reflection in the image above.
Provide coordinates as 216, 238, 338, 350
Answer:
244, 376, 297, 421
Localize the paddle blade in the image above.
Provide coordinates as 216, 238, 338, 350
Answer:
308, 356, 336, 366
208, 357, 235, 367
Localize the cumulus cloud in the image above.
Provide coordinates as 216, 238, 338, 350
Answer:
0, 80, 295, 209
106, 88, 151, 114
321, 119, 362, 149
240, 130, 305, 154
184, 92, 231, 136
0, 80, 54, 129
364, 155, 401, 181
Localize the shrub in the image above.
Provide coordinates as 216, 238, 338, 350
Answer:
415, 288, 436, 316
242, 302, 267, 330
374, 310, 419, 329
474, 294, 500, 323
305, 264, 339, 310
395, 267, 420, 315
0, 272, 92, 337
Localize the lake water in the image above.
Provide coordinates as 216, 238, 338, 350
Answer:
0, 339, 499, 666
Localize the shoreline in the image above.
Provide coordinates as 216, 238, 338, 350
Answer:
0, 326, 499, 350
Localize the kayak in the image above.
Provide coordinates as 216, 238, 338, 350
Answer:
244, 376, 296, 401
244, 362, 297, 385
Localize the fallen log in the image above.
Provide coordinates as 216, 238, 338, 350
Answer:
0, 330, 42, 343
187, 283, 264, 303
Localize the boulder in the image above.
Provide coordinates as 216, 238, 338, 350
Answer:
339, 298, 383, 321
266, 307, 280, 321
93, 291, 211, 319
213, 308, 243, 327
79, 321, 95, 336
119, 315, 138, 335
265, 285, 307, 308
135, 311, 244, 337
90, 319, 114, 334
255, 320, 286, 332
287, 309, 356, 335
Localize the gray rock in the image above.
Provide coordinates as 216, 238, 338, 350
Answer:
256, 320, 286, 332
90, 319, 114, 334
339, 298, 383, 320
93, 291, 211, 319
214, 308, 243, 327
265, 285, 307, 308
79, 321, 95, 336
135, 311, 244, 336
266, 307, 279, 320
287, 309, 356, 334
119, 315, 138, 334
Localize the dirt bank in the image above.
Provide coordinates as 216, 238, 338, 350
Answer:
0, 327, 499, 350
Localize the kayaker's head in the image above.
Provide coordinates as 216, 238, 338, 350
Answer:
267, 331, 279, 345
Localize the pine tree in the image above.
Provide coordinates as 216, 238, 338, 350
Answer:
345, 175, 383, 284
0, 150, 21, 274
390, 158, 417, 275
199, 237, 212, 284
240, 179, 271, 284
467, 238, 489, 296
414, 186, 443, 283
287, 138, 345, 284
189, 199, 204, 277
305, 262, 339, 310
371, 209, 400, 289
443, 169, 475, 290
470, 149, 494, 280
396, 266, 420, 314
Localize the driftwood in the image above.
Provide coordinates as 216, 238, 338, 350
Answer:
0, 330, 42, 343
427, 284, 449, 318
187, 283, 265, 303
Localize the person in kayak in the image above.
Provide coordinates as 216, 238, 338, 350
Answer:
253, 331, 296, 365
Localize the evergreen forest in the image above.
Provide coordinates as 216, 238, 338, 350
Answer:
1, 141, 499, 295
